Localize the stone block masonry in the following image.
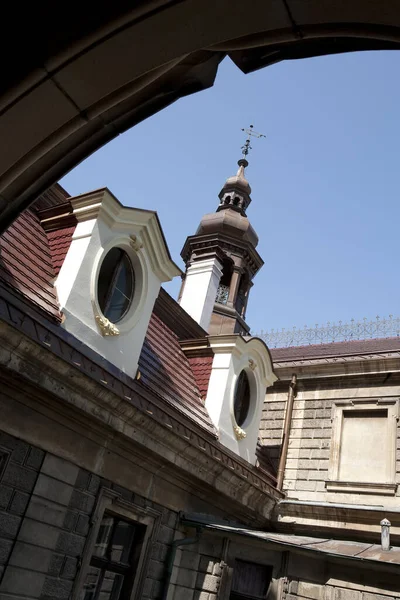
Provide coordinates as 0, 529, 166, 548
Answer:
169, 536, 224, 600
0, 430, 45, 585
0, 430, 178, 600
286, 554, 400, 600
261, 389, 344, 498
261, 380, 400, 504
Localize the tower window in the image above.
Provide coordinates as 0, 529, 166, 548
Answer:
233, 370, 251, 426
216, 257, 233, 305
235, 274, 249, 316
97, 248, 135, 323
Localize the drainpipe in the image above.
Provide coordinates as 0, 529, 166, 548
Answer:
276, 374, 297, 491
161, 526, 202, 600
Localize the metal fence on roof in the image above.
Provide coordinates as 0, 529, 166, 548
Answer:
254, 315, 400, 348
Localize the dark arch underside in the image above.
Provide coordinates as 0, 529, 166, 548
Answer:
1, 1, 400, 230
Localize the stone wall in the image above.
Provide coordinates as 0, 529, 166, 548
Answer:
0, 431, 45, 585
169, 534, 224, 600
261, 378, 400, 506
0, 429, 178, 600
285, 554, 400, 600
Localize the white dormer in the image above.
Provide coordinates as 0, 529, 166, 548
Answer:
205, 335, 277, 464
55, 188, 181, 378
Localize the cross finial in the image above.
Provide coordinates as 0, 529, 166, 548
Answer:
241, 124, 266, 158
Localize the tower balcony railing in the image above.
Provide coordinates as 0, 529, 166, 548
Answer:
216, 284, 229, 305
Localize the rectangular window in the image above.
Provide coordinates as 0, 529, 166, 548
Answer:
79, 514, 146, 600
339, 409, 388, 483
327, 399, 397, 495
230, 560, 272, 600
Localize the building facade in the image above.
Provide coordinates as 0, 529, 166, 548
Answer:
0, 164, 399, 600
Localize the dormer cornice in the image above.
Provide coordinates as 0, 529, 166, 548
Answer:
207, 334, 277, 386
68, 187, 181, 282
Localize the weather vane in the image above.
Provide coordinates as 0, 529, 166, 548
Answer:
241, 124, 266, 158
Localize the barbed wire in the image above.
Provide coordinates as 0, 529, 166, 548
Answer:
254, 315, 400, 348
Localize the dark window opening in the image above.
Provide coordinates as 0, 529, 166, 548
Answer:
219, 258, 233, 287
216, 257, 233, 305
235, 274, 248, 316
230, 560, 273, 600
97, 248, 135, 323
233, 371, 251, 427
80, 514, 146, 600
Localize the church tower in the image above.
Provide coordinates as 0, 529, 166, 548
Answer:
179, 154, 264, 335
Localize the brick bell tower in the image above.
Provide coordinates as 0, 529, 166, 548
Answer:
179, 153, 264, 335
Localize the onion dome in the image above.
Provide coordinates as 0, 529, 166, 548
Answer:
196, 207, 259, 248
194, 157, 258, 247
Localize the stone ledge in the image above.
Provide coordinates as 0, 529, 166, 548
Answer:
326, 481, 397, 496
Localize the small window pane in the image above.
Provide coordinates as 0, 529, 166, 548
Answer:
234, 371, 251, 426
80, 566, 101, 600
110, 520, 136, 564
93, 516, 115, 558
82, 514, 145, 600
99, 571, 124, 600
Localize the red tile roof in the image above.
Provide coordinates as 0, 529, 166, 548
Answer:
46, 226, 76, 275
0, 187, 215, 435
187, 356, 213, 400
32, 183, 70, 211
6, 186, 400, 439
139, 313, 215, 433
270, 336, 400, 363
0, 209, 60, 320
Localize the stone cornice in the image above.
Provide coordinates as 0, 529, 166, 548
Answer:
179, 338, 214, 358
0, 285, 282, 520
181, 233, 263, 276
273, 353, 400, 383
37, 202, 77, 232
276, 499, 400, 543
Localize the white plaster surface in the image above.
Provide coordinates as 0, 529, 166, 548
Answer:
55, 189, 181, 378
179, 257, 222, 331
206, 335, 277, 464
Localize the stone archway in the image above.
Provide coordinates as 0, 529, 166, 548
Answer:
1, 0, 400, 229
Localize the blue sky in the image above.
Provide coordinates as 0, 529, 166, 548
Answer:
61, 50, 400, 335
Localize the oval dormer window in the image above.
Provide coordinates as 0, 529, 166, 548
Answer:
233, 370, 251, 426
97, 248, 135, 323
